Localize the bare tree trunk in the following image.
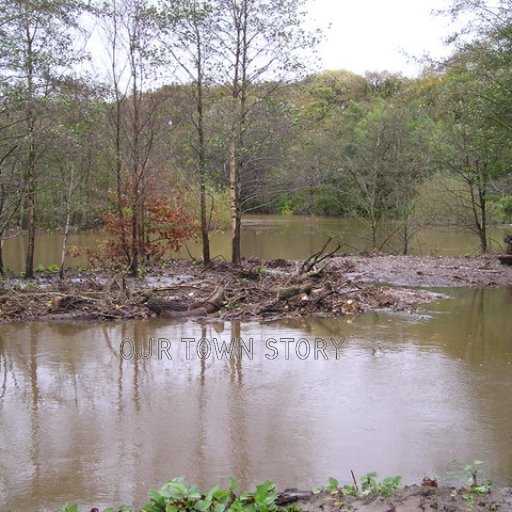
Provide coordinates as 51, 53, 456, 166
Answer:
0, 238, 4, 275
130, 80, 140, 276
109, 4, 130, 268
192, 17, 211, 266
402, 221, 409, 256
197, 72, 210, 265
370, 213, 378, 251
228, 0, 248, 267
59, 204, 71, 279
200, 174, 210, 264
229, 140, 242, 266
59, 165, 75, 279
478, 164, 487, 254
25, 99, 36, 278
469, 174, 487, 254
130, 178, 139, 275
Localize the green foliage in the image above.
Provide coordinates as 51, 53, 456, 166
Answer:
59, 505, 78, 512
142, 477, 280, 512
360, 473, 401, 498
326, 477, 339, 494
3, 0, 512, 259
498, 196, 512, 222
463, 460, 493, 495
60, 505, 132, 512
278, 198, 294, 216
324, 473, 402, 499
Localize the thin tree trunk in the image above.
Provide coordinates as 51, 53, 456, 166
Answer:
111, 7, 129, 267
59, 165, 75, 279
197, 73, 210, 265
479, 165, 487, 254
228, 0, 248, 267
59, 205, 71, 279
25, 86, 36, 278
229, 140, 242, 266
0, 238, 4, 275
200, 176, 210, 264
191, 16, 211, 266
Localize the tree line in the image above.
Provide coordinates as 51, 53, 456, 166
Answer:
1, 0, 512, 276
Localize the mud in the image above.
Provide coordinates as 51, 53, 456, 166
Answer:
335, 254, 512, 287
285, 485, 512, 512
1, 255, 510, 324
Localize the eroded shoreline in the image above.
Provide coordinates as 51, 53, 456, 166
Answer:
1, 255, 510, 323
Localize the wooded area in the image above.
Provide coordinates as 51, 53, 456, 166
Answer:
2, 0, 512, 277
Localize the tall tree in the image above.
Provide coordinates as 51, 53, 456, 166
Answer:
0, 0, 85, 278
211, 0, 319, 265
434, 67, 507, 253
159, 0, 215, 265
97, 0, 166, 275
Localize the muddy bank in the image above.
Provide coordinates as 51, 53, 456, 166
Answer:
284, 485, 512, 512
336, 254, 512, 287
1, 255, 510, 324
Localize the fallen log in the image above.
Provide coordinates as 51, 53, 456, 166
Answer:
145, 298, 188, 314
498, 255, 512, 266
505, 234, 512, 255
189, 285, 225, 313
271, 283, 312, 300
300, 236, 341, 274
160, 307, 208, 319
146, 285, 226, 318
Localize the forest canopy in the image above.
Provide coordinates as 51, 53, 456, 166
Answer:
1, 0, 512, 275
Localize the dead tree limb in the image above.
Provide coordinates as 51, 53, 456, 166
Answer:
271, 283, 312, 300
189, 284, 225, 313
300, 236, 341, 274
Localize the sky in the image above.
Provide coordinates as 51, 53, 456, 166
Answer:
308, 0, 458, 77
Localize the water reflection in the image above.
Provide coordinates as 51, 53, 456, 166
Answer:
3, 215, 511, 271
1, 288, 512, 511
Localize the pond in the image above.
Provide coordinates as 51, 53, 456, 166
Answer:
3, 214, 511, 271
1, 287, 512, 511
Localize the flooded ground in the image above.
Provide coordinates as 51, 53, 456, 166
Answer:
3, 215, 512, 271
1, 287, 511, 511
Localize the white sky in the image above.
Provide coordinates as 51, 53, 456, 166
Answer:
309, 0, 458, 76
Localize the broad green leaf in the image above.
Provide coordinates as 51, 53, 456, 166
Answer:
229, 478, 239, 493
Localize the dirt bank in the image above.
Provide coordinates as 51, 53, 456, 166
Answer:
1, 255, 510, 324
334, 254, 512, 287
284, 485, 512, 512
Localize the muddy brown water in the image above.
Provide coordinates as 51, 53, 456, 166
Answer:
3, 215, 512, 271
1, 287, 512, 511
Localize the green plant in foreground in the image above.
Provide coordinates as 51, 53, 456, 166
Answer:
325, 473, 402, 499
60, 504, 133, 512
463, 460, 493, 495
360, 472, 402, 498
60, 505, 78, 512
142, 477, 279, 512
324, 477, 358, 498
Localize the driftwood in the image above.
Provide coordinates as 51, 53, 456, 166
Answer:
506, 235, 512, 255
271, 284, 312, 300
189, 285, 225, 313
300, 236, 341, 274
257, 283, 314, 315
0, 257, 452, 323
146, 284, 226, 318
145, 298, 188, 314
498, 255, 512, 265
275, 492, 312, 506
160, 307, 208, 319
498, 235, 512, 264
